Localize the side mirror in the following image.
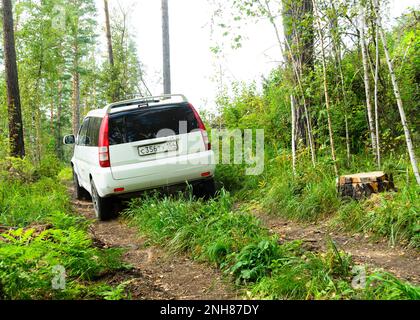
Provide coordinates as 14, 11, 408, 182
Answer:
63, 134, 75, 145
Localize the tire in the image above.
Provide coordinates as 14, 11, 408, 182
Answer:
194, 178, 216, 199
73, 171, 90, 200
91, 179, 114, 221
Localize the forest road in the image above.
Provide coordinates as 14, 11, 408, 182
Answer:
258, 213, 420, 285
68, 185, 238, 300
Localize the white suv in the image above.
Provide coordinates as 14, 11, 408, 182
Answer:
64, 94, 216, 220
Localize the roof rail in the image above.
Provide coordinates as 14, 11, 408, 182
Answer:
106, 94, 188, 113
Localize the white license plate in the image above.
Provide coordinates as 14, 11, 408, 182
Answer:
138, 141, 178, 156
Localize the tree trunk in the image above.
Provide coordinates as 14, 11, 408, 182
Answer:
337, 171, 395, 200
329, 0, 351, 167
373, 0, 381, 169
375, 1, 420, 185
72, 42, 80, 135
291, 95, 296, 175
56, 80, 63, 160
360, 8, 378, 158
264, 0, 315, 166
345, 115, 351, 167
281, 0, 316, 165
2, 0, 25, 158
104, 0, 114, 67
162, 0, 171, 94
33, 56, 43, 164
312, 0, 338, 175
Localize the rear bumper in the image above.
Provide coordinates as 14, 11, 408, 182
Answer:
113, 177, 213, 200
91, 151, 215, 197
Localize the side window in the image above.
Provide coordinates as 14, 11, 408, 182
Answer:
77, 118, 90, 146
87, 117, 102, 146
109, 116, 126, 145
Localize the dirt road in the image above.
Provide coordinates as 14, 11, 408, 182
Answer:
258, 213, 420, 285
70, 187, 238, 300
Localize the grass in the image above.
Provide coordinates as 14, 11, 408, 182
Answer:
123, 189, 420, 300
0, 156, 129, 300
333, 183, 419, 247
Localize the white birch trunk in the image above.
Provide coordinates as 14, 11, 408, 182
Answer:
360, 8, 378, 158
374, 3, 381, 169
375, 1, 420, 185
312, 0, 338, 176
291, 95, 296, 175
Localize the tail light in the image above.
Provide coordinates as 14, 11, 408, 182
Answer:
188, 103, 211, 150
98, 114, 110, 167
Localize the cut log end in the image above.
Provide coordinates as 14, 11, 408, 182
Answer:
337, 171, 396, 200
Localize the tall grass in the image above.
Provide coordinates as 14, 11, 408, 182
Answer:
0, 177, 71, 227
334, 182, 419, 247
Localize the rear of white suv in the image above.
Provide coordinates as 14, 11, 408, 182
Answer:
64, 95, 216, 220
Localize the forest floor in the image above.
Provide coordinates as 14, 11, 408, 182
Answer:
69, 186, 238, 300
257, 213, 420, 285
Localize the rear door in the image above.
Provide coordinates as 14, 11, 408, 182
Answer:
73, 118, 90, 187
108, 103, 205, 180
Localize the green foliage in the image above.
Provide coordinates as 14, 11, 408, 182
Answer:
0, 161, 127, 300
226, 239, 282, 284
0, 157, 38, 183
251, 244, 354, 300
0, 227, 124, 299
0, 176, 70, 227
58, 167, 73, 182
261, 154, 341, 221
364, 272, 420, 300
36, 154, 62, 179
98, 281, 132, 300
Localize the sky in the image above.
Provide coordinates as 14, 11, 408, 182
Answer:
95, 0, 419, 113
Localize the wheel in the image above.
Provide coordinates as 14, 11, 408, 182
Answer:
73, 170, 90, 200
91, 179, 114, 221
193, 178, 216, 199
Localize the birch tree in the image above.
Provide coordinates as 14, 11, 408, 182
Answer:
329, 0, 351, 167
374, 0, 420, 185
360, 7, 378, 160
373, 0, 381, 168
291, 95, 296, 175
312, 0, 338, 175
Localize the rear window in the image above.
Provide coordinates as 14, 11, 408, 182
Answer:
108, 103, 199, 145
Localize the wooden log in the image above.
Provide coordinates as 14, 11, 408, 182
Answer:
337, 171, 395, 200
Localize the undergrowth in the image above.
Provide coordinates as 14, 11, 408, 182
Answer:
0, 157, 129, 299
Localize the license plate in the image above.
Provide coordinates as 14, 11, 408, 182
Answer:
138, 141, 178, 156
